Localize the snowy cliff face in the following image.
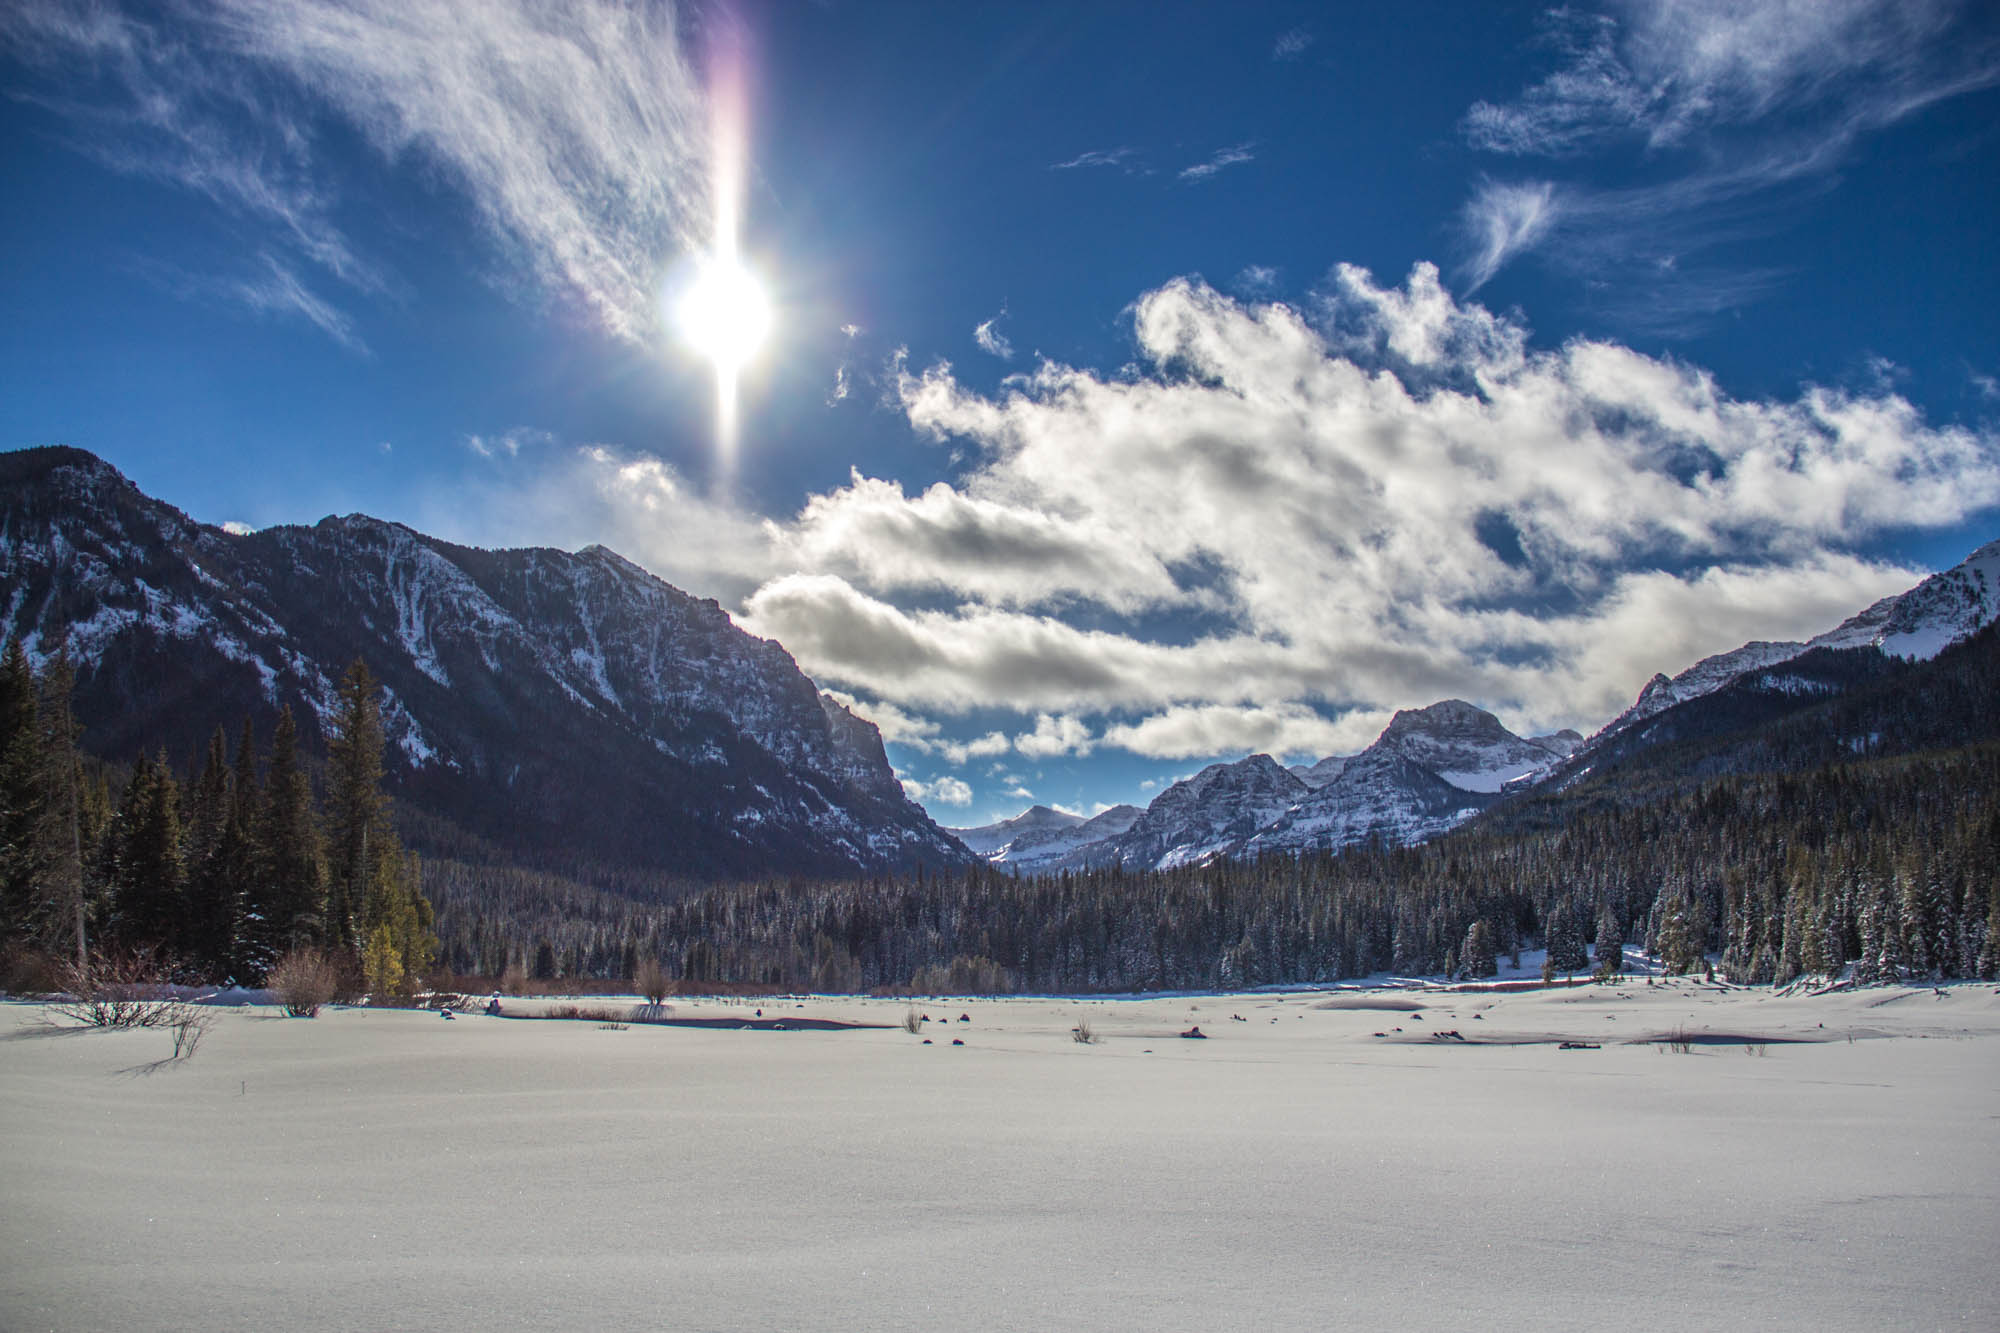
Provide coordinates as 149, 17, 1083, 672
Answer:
0, 448, 967, 879
1108, 755, 1312, 870
1242, 749, 1487, 858
1365, 699, 1568, 793
1590, 540, 2000, 749
1808, 539, 2000, 660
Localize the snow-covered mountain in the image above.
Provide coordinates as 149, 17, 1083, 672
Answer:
961, 538, 1998, 874
1106, 755, 1311, 870
1286, 755, 1351, 788
0, 447, 968, 879
945, 803, 1142, 871
1364, 699, 1568, 793
1240, 701, 1565, 858
1591, 540, 2000, 746
1242, 748, 1486, 858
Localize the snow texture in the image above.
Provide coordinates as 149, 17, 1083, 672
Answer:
2, 983, 1994, 1331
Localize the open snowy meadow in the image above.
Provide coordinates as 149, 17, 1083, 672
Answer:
4, 980, 1996, 1332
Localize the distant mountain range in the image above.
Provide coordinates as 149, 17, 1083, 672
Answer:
0, 447, 969, 881
949, 538, 2000, 872
8, 445, 1996, 889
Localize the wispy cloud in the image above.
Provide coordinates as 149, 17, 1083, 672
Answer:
1234, 265, 1279, 296
464, 427, 553, 460
973, 310, 1014, 360
1272, 28, 1313, 62
1456, 0, 2000, 307
1179, 141, 1256, 182
1050, 146, 1138, 172
2, 0, 711, 347
130, 251, 371, 354
1459, 179, 1563, 292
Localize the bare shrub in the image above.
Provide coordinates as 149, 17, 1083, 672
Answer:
1744, 1042, 1768, 1057
267, 947, 341, 1018
48, 953, 191, 1029
1663, 1025, 1695, 1054
1072, 1015, 1097, 1044
635, 957, 671, 1007
170, 1010, 214, 1060
902, 1007, 924, 1034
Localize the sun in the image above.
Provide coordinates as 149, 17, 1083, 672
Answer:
675, 252, 772, 376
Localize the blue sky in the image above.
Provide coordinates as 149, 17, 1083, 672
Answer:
5, 0, 2000, 827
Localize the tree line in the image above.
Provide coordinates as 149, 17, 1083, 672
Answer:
0, 645, 434, 994
423, 742, 1998, 995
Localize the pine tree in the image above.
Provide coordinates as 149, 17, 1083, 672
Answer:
259, 707, 324, 952
220, 719, 264, 980
324, 660, 435, 992
1461, 919, 1497, 979
325, 660, 389, 955
1655, 887, 1700, 976
35, 648, 88, 966
1593, 903, 1624, 977
108, 751, 186, 952
0, 639, 43, 941
1545, 899, 1588, 976
182, 727, 238, 977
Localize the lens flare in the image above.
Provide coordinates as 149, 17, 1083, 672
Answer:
678, 23, 770, 476
676, 253, 771, 376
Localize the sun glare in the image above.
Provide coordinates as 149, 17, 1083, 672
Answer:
676, 253, 772, 376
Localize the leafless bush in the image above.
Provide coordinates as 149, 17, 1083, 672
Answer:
1071, 1015, 1097, 1044
635, 957, 670, 1007
267, 947, 342, 1018
170, 1010, 214, 1060
1744, 1042, 1768, 1058
902, 1007, 924, 1034
1663, 1025, 1695, 1054
47, 953, 191, 1029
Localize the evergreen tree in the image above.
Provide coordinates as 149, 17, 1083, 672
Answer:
324, 660, 435, 992
108, 751, 185, 952
1655, 887, 1701, 976
0, 640, 43, 940
1461, 919, 1497, 979
259, 707, 324, 952
182, 727, 238, 977
1544, 899, 1588, 976
1593, 903, 1623, 976
325, 660, 389, 954
35, 647, 88, 966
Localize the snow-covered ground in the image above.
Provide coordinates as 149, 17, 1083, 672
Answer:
3, 980, 1996, 1330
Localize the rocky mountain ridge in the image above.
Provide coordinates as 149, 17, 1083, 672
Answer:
0, 447, 968, 880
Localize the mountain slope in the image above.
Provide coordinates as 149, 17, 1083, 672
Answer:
1590, 540, 2000, 745
0, 447, 967, 880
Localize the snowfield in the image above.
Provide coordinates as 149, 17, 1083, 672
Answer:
3, 981, 1996, 1331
